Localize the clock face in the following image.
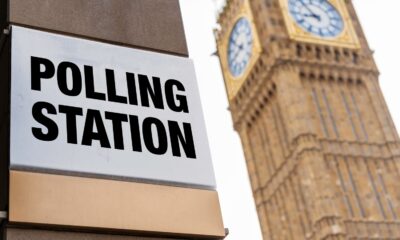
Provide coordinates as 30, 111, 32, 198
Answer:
227, 17, 253, 77
288, 0, 344, 38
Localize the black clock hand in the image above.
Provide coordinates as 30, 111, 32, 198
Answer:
303, 13, 321, 21
231, 45, 243, 62
231, 34, 242, 53
299, 0, 321, 21
231, 39, 241, 48
298, 0, 314, 14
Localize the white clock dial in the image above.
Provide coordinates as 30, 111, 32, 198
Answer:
289, 0, 344, 38
227, 17, 253, 77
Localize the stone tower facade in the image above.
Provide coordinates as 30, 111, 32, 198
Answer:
215, 0, 400, 239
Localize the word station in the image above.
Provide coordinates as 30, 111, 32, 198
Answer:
30, 56, 197, 159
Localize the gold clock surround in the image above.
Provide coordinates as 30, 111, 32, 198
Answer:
218, 0, 262, 100
279, 0, 361, 48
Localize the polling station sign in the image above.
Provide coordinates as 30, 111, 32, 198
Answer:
10, 26, 216, 188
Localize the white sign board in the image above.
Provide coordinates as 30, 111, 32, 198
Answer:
10, 26, 216, 188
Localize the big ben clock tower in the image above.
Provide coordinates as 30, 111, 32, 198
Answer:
215, 0, 400, 239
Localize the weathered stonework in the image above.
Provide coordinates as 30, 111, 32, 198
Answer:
216, 0, 400, 239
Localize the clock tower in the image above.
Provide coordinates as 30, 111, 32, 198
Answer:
215, 0, 400, 239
